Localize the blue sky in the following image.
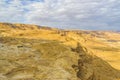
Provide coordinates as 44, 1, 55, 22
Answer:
0, 0, 120, 30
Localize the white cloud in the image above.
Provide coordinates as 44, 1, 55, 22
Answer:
0, 0, 120, 30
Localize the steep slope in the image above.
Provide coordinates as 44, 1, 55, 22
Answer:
0, 22, 120, 80
72, 43, 120, 80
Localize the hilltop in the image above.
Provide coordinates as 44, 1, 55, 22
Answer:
0, 22, 120, 80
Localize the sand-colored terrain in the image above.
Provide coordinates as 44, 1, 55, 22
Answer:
0, 22, 120, 80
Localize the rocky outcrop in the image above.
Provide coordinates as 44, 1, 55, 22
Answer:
72, 43, 120, 80
0, 37, 78, 80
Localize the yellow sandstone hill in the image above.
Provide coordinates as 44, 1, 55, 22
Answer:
0, 22, 120, 80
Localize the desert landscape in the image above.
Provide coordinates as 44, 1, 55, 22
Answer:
0, 22, 120, 80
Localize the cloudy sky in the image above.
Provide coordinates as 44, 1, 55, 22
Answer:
0, 0, 120, 30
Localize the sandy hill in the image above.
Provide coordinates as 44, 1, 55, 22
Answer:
0, 22, 120, 80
